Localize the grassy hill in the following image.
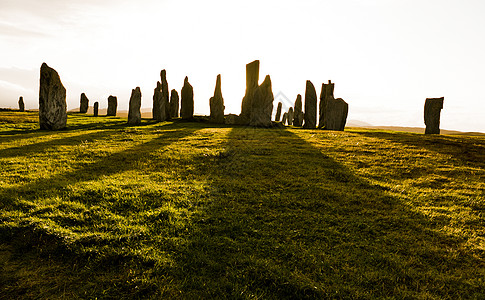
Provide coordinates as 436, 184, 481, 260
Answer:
1, 111, 484, 299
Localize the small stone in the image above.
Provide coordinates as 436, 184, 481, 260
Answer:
80, 93, 89, 113
424, 97, 444, 134
293, 94, 303, 126
180, 77, 194, 120
240, 60, 260, 125
275, 102, 282, 121
39, 63, 67, 130
225, 114, 240, 125
303, 80, 317, 129
282, 112, 288, 125
209, 74, 225, 124
128, 87, 142, 125
249, 75, 274, 127
287, 107, 294, 126
170, 89, 179, 118
93, 102, 99, 117
107, 96, 117, 116
18, 96, 24, 112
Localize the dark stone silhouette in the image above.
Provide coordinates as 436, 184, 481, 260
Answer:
93, 101, 99, 117
107, 96, 117, 116
275, 102, 282, 121
326, 98, 348, 131
282, 112, 288, 125
39, 63, 67, 130
424, 97, 444, 134
287, 107, 294, 126
209, 74, 225, 124
318, 80, 335, 128
128, 87, 142, 125
152, 81, 167, 121
303, 80, 317, 129
250, 75, 274, 127
240, 60, 260, 124
180, 77, 194, 120
293, 94, 303, 126
225, 114, 239, 125
170, 89, 179, 118
80, 93, 89, 113
18, 96, 24, 112
161, 70, 170, 121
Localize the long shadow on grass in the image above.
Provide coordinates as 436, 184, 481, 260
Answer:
167, 127, 485, 299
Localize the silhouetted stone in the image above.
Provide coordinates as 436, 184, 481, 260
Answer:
180, 77, 194, 120
209, 74, 225, 124
282, 112, 288, 125
326, 98, 348, 131
424, 97, 444, 134
39, 63, 67, 130
250, 75, 274, 127
275, 102, 282, 121
161, 70, 170, 120
293, 94, 303, 126
18, 96, 24, 112
303, 80, 317, 129
107, 96, 117, 116
170, 89, 179, 118
240, 60, 260, 124
152, 81, 167, 121
225, 114, 239, 125
318, 80, 335, 128
80, 93, 89, 113
93, 102, 99, 117
287, 107, 294, 126
128, 87, 142, 125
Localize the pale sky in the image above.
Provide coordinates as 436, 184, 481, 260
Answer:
1, 0, 484, 132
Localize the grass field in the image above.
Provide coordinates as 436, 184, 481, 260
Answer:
1, 111, 484, 299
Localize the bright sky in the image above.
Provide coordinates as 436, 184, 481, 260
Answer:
1, 0, 484, 132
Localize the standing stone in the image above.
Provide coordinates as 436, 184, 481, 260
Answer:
93, 102, 99, 117
293, 94, 303, 126
107, 96, 117, 116
282, 112, 288, 125
249, 75, 274, 127
287, 107, 294, 126
209, 74, 225, 124
80, 93, 89, 113
424, 97, 444, 134
161, 70, 171, 121
326, 98, 348, 131
240, 60, 260, 124
128, 87, 142, 125
319, 80, 335, 128
18, 96, 25, 112
39, 63, 67, 130
180, 77, 194, 120
170, 89, 179, 118
152, 81, 166, 121
275, 102, 282, 121
303, 80, 317, 129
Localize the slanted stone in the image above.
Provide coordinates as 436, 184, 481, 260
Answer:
180, 77, 194, 120
161, 70, 170, 120
170, 89, 179, 118
326, 98, 348, 131
128, 87, 142, 125
318, 80, 335, 128
282, 112, 288, 125
18, 96, 25, 112
249, 75, 273, 127
293, 94, 303, 126
275, 102, 282, 121
209, 74, 225, 124
424, 97, 444, 134
240, 60, 260, 124
107, 96, 117, 116
80, 93, 89, 113
39, 63, 67, 130
93, 102, 99, 117
303, 80, 317, 129
152, 81, 166, 121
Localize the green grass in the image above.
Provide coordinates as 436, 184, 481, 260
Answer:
1, 111, 484, 299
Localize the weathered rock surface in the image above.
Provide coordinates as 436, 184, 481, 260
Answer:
128, 87, 142, 125
326, 98, 348, 131
80, 93, 89, 113
249, 75, 274, 127
180, 77, 194, 120
152, 81, 167, 121
224, 114, 240, 125
170, 89, 179, 118
303, 80, 317, 129
282, 112, 288, 125
18, 96, 24, 112
287, 107, 294, 126
161, 70, 170, 120
209, 74, 225, 124
424, 97, 444, 134
275, 102, 282, 121
318, 80, 335, 128
39, 63, 67, 130
107, 96, 117, 116
293, 94, 303, 126
93, 102, 99, 117
240, 60, 260, 124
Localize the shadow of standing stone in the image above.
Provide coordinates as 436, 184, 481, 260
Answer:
93, 102, 99, 117
249, 75, 274, 127
80, 93, 89, 113
424, 97, 444, 134
128, 87, 142, 125
18, 96, 24, 112
107, 96, 117, 116
170, 89, 179, 118
303, 80, 317, 129
181, 77, 194, 120
240, 60, 260, 125
209, 74, 225, 124
39, 63, 67, 130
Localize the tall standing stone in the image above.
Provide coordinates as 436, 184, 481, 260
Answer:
161, 70, 170, 120
282, 112, 288, 125
209, 74, 225, 124
107, 96, 117, 116
249, 75, 274, 127
180, 77, 194, 120
93, 102, 99, 117
128, 87, 142, 125
287, 107, 294, 126
152, 81, 166, 121
326, 98, 348, 131
275, 102, 282, 121
240, 60, 260, 124
39, 63, 67, 130
18, 96, 25, 112
293, 94, 303, 126
424, 97, 444, 134
80, 93, 89, 113
319, 80, 335, 128
170, 89, 179, 118
303, 80, 317, 129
